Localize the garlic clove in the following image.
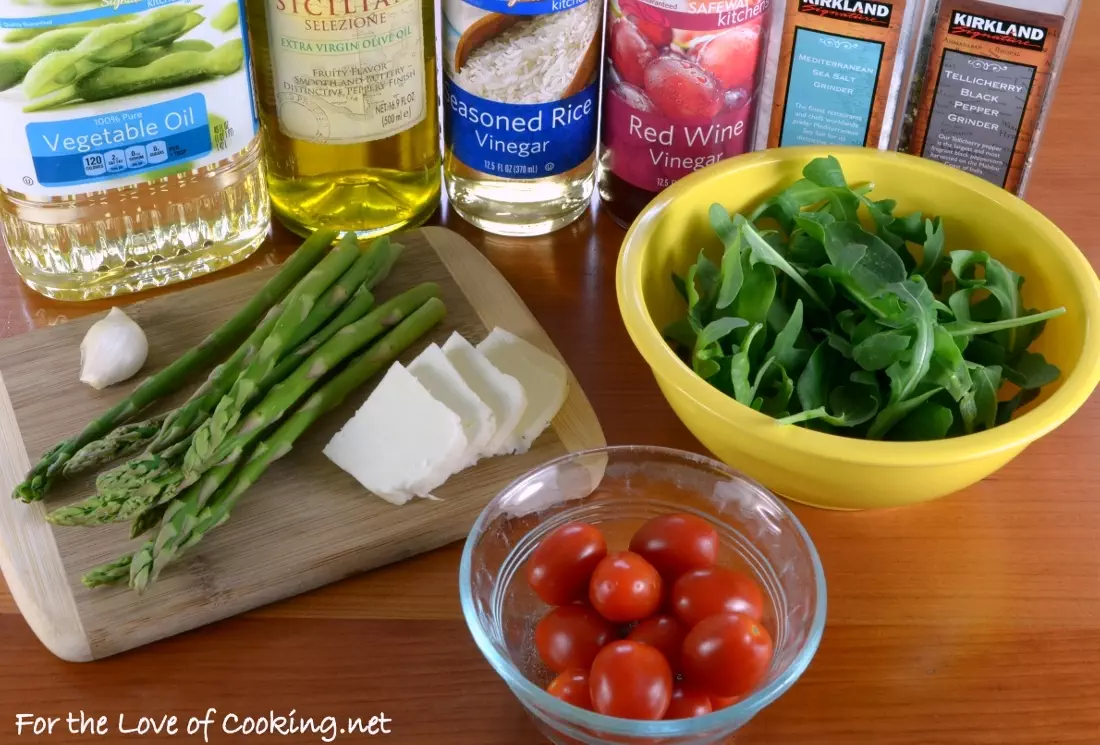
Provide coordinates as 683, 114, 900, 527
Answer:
79, 307, 149, 390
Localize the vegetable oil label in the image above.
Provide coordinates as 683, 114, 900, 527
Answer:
768, 0, 908, 148
601, 0, 772, 192
441, 0, 602, 179
0, 0, 257, 198
908, 0, 1065, 194
264, 0, 426, 144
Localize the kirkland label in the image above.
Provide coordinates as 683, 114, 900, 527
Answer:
0, 0, 256, 198
265, 0, 427, 144
779, 28, 883, 146
441, 0, 601, 179
601, 0, 771, 192
908, 0, 1064, 194
27, 95, 211, 188
768, 0, 907, 148
921, 52, 1034, 188
796, 0, 893, 28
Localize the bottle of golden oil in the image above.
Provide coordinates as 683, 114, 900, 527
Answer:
246, 0, 440, 238
441, 0, 603, 236
0, 0, 270, 301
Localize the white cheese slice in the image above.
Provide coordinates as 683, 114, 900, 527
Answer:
323, 363, 467, 505
408, 343, 495, 471
476, 328, 568, 453
442, 332, 526, 456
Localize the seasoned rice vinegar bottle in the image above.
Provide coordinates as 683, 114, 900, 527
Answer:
0, 0, 270, 301
246, 0, 441, 238
441, 0, 604, 236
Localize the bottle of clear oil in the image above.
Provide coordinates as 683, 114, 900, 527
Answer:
441, 0, 603, 236
246, 0, 440, 238
0, 0, 270, 301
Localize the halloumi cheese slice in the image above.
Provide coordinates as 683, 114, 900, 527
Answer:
442, 332, 526, 457
323, 363, 467, 505
477, 328, 568, 453
408, 343, 495, 471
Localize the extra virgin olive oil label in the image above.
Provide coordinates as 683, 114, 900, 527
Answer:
908, 0, 1065, 193
441, 0, 602, 179
768, 0, 910, 148
0, 0, 256, 198
264, 0, 426, 144
601, 0, 772, 192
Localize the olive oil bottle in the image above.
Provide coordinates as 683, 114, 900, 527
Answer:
246, 0, 441, 238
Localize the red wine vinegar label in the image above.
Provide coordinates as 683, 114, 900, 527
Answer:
601, 0, 774, 192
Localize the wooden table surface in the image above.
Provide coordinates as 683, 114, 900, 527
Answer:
2, 10, 1100, 744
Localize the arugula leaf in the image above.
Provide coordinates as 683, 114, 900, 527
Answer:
797, 342, 830, 412
672, 272, 689, 303
739, 216, 827, 308
760, 364, 795, 417
964, 337, 1007, 367
887, 211, 926, 244
803, 155, 848, 187
959, 363, 1001, 434
823, 222, 907, 294
997, 388, 1039, 425
663, 317, 697, 350
949, 250, 991, 288
710, 204, 745, 310
867, 387, 944, 440
942, 307, 1066, 337
891, 402, 954, 441
794, 212, 835, 244
692, 317, 749, 379
778, 384, 878, 428
927, 326, 973, 401
767, 299, 809, 373
822, 329, 854, 359
837, 309, 860, 337
853, 331, 911, 371
730, 323, 764, 405
882, 277, 937, 402
732, 251, 777, 328
919, 217, 946, 277
1004, 352, 1061, 390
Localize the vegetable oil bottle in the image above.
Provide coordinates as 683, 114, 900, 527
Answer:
245, 0, 441, 238
0, 0, 270, 301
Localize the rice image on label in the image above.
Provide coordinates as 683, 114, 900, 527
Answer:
451, 2, 601, 104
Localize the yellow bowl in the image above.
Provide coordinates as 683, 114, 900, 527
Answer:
617, 146, 1100, 510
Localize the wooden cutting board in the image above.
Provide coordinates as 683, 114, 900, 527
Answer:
0, 227, 604, 661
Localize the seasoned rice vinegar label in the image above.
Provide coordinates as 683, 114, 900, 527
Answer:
265, 0, 426, 144
441, 0, 602, 179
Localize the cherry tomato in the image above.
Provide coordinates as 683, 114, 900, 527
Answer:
671, 566, 764, 627
535, 605, 616, 673
547, 669, 592, 710
589, 551, 663, 623
664, 684, 713, 719
626, 614, 686, 672
589, 640, 673, 720
682, 613, 774, 698
711, 695, 741, 710
527, 522, 608, 606
629, 513, 719, 580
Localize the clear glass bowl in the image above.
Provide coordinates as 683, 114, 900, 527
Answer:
459, 445, 827, 744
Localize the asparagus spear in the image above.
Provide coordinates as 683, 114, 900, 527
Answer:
128, 283, 441, 524
178, 237, 361, 488
61, 414, 168, 478
13, 232, 333, 503
267, 284, 376, 385
146, 298, 288, 454
124, 298, 447, 592
147, 238, 392, 452
82, 555, 132, 589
